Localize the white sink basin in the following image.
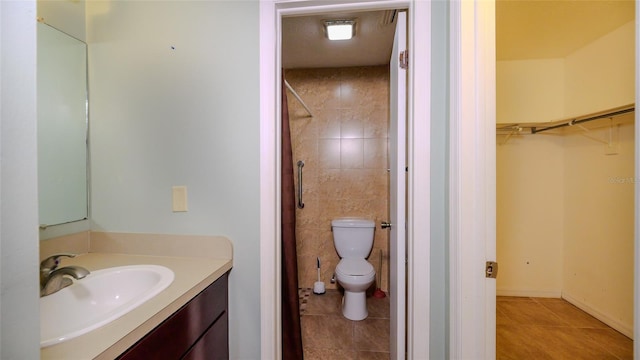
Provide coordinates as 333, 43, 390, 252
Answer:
40, 264, 174, 347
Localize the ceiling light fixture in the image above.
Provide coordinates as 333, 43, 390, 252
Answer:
324, 20, 356, 41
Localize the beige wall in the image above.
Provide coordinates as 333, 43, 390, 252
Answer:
285, 66, 390, 292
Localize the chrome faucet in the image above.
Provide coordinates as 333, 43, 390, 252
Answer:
40, 253, 90, 297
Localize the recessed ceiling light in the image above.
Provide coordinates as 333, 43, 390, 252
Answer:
324, 20, 356, 41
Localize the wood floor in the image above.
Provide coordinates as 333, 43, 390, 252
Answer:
498, 296, 633, 359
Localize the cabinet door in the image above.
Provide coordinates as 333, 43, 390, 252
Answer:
118, 273, 228, 360
182, 311, 229, 360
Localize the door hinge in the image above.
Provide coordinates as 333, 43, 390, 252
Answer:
486, 261, 498, 278
399, 50, 408, 69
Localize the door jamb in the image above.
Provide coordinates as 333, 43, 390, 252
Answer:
258, 1, 432, 359
448, 1, 496, 358
634, 3, 639, 359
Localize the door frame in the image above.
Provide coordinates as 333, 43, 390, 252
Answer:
389, 10, 407, 360
449, 1, 640, 359
259, 1, 431, 359
636, 4, 640, 358
448, 0, 496, 358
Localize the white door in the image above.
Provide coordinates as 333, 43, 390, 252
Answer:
389, 10, 407, 360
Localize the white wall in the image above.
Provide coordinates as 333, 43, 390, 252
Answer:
497, 117, 635, 336
1, 2, 41, 358
497, 58, 565, 124
86, 1, 261, 358
563, 117, 635, 336
496, 135, 565, 297
497, 16, 635, 335
565, 21, 635, 117
497, 21, 635, 124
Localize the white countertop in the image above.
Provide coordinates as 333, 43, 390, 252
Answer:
40, 253, 232, 360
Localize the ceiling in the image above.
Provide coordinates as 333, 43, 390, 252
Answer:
282, 1, 635, 69
497, 0, 635, 61
282, 10, 398, 69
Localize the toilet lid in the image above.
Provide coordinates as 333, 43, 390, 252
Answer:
336, 258, 375, 277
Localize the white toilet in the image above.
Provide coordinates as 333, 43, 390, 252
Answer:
332, 217, 376, 321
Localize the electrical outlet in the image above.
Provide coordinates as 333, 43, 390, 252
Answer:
172, 186, 188, 212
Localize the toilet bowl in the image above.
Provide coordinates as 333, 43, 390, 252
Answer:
331, 218, 376, 321
335, 258, 375, 320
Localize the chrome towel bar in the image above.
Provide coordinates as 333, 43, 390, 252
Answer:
297, 160, 305, 209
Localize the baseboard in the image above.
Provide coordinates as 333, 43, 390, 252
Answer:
561, 291, 634, 339
497, 289, 561, 298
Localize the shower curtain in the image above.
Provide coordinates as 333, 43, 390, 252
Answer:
281, 75, 304, 359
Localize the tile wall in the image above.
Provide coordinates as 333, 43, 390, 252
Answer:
285, 66, 390, 291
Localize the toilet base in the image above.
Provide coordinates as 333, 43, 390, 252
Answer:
341, 290, 367, 321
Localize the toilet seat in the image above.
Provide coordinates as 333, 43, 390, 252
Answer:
336, 258, 374, 277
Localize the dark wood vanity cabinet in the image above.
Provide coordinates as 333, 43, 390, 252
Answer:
118, 272, 229, 360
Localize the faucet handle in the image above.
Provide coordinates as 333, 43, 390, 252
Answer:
40, 253, 76, 272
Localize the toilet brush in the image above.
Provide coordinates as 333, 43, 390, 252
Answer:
313, 257, 326, 295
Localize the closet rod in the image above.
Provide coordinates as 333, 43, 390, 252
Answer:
284, 79, 313, 117
531, 107, 635, 134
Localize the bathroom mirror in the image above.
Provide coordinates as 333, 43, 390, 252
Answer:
37, 22, 89, 227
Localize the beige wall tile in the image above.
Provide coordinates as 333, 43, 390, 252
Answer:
319, 139, 341, 169
364, 139, 388, 169
286, 66, 390, 291
318, 109, 342, 139
341, 139, 364, 169
318, 169, 343, 200
363, 107, 389, 138
296, 194, 319, 227
290, 116, 317, 142
341, 113, 364, 139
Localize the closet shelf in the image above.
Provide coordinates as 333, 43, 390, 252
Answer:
496, 104, 635, 135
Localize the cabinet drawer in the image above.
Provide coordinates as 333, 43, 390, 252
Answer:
119, 272, 228, 360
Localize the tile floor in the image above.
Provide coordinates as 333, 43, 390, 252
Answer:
299, 288, 390, 360
497, 296, 633, 359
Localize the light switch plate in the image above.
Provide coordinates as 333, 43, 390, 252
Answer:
172, 186, 188, 212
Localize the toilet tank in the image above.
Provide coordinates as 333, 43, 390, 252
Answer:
331, 218, 375, 258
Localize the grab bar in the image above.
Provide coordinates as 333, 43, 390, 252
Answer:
297, 160, 305, 209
